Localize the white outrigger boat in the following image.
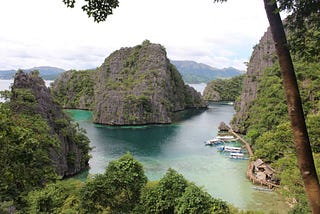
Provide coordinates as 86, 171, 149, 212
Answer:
217, 146, 242, 153
229, 152, 247, 159
252, 186, 274, 192
205, 138, 224, 146
215, 135, 237, 141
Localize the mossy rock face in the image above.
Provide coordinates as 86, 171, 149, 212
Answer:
231, 27, 276, 133
93, 41, 207, 125
11, 71, 90, 177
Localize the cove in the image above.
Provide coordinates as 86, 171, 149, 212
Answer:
66, 103, 289, 213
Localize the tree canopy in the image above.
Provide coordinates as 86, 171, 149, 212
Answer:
62, 0, 119, 22
24, 154, 232, 213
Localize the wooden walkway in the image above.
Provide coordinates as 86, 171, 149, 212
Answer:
228, 129, 254, 157
223, 126, 278, 189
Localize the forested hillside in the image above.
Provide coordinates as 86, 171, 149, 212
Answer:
231, 15, 320, 213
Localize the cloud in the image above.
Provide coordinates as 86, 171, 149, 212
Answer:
0, 0, 269, 71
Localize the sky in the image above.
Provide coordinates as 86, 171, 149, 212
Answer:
0, 0, 271, 71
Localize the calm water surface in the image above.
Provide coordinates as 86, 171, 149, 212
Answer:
67, 105, 289, 213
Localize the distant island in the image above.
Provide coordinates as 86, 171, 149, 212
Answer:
0, 66, 65, 80
1, 62, 243, 84
171, 60, 244, 84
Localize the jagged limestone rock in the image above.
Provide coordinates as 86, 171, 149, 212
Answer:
231, 28, 276, 133
12, 71, 90, 177
93, 41, 206, 125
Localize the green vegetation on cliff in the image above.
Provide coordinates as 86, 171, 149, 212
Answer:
51, 69, 95, 109
0, 102, 59, 204
230, 9, 320, 211
203, 75, 244, 101
240, 61, 320, 213
0, 71, 90, 210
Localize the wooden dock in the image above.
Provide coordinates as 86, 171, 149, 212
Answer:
246, 161, 280, 188
220, 125, 278, 189
228, 129, 254, 157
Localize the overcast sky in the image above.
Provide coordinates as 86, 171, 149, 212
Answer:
0, 0, 270, 71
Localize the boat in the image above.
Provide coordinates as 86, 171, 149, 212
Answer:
229, 152, 248, 159
205, 138, 224, 146
215, 135, 237, 141
252, 186, 274, 192
217, 146, 242, 153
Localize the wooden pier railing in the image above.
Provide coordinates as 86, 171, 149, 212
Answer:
228, 129, 254, 157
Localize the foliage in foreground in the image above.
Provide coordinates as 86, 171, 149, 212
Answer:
23, 153, 232, 214
0, 102, 60, 207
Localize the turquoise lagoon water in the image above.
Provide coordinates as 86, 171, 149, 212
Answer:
66, 104, 289, 213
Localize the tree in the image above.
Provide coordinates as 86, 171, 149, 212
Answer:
0, 103, 59, 205
175, 183, 213, 214
79, 153, 147, 213
62, 0, 119, 22
136, 168, 226, 214
27, 179, 83, 214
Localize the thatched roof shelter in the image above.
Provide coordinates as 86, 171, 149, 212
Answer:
218, 122, 230, 132
253, 159, 275, 177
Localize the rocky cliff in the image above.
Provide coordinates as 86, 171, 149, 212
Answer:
12, 71, 90, 177
93, 41, 206, 125
231, 28, 276, 133
52, 41, 207, 125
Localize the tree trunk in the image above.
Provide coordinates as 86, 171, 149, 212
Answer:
263, 0, 320, 212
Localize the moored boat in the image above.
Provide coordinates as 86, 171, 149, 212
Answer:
215, 135, 237, 141
252, 186, 274, 192
229, 152, 248, 159
205, 138, 224, 146
217, 146, 242, 153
